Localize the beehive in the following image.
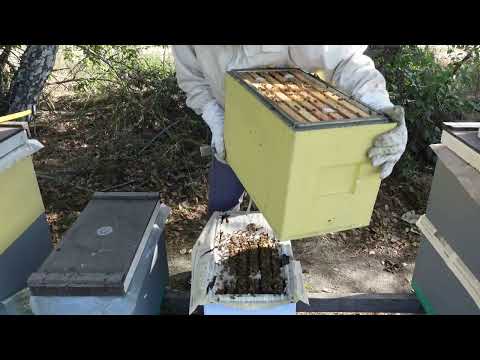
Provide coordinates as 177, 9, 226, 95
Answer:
190, 211, 308, 315
426, 143, 480, 278
412, 129, 480, 315
28, 193, 170, 315
412, 216, 480, 315
224, 68, 396, 240
0, 126, 52, 301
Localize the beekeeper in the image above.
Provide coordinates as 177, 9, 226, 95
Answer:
172, 45, 408, 215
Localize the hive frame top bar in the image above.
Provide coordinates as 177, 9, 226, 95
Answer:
227, 68, 393, 131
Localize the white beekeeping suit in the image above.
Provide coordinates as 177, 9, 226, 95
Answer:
172, 45, 407, 179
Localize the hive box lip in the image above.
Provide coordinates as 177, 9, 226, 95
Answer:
429, 144, 480, 205
441, 126, 480, 155
0, 127, 22, 143
416, 215, 480, 309
203, 302, 296, 315
0, 127, 25, 159
227, 67, 393, 131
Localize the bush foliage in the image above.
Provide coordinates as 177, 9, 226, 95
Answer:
2, 45, 479, 178
373, 45, 480, 176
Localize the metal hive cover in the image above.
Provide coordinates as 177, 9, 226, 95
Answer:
0, 127, 24, 158
228, 68, 392, 130
445, 129, 480, 155
0, 127, 22, 143
28, 192, 163, 296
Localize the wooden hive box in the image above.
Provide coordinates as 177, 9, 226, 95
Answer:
412, 216, 480, 315
28, 193, 170, 315
426, 141, 480, 279
413, 125, 480, 315
440, 123, 480, 173
0, 126, 51, 302
224, 68, 396, 240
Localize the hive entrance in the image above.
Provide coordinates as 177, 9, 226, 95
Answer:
238, 69, 376, 124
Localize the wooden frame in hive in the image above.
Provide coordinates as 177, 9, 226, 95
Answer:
231, 68, 388, 129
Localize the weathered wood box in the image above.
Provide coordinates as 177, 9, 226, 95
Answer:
224, 68, 396, 240
412, 216, 480, 315
190, 211, 308, 315
0, 126, 51, 302
413, 126, 480, 314
28, 192, 170, 315
426, 141, 480, 278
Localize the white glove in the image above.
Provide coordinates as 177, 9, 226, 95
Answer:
202, 100, 226, 163
368, 106, 408, 179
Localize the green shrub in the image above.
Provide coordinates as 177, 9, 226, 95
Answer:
60, 45, 187, 131
375, 45, 480, 176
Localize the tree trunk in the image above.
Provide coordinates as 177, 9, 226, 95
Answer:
8, 45, 58, 113
0, 46, 13, 112
0, 46, 13, 79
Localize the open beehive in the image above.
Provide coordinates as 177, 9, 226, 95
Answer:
224, 68, 396, 241
236, 68, 379, 126
190, 212, 307, 315
213, 222, 287, 296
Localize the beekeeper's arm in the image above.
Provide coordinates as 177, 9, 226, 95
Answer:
289, 46, 407, 179
172, 45, 226, 162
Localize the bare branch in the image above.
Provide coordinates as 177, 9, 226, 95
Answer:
138, 118, 182, 155
452, 50, 475, 76
100, 180, 137, 192
46, 77, 118, 86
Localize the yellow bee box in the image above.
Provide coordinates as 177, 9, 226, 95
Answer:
0, 126, 51, 301
224, 68, 396, 241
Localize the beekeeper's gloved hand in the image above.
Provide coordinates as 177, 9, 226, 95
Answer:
368, 106, 408, 179
202, 100, 226, 164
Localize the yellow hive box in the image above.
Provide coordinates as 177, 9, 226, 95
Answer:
224, 68, 396, 241
1, 126, 51, 301
0, 156, 45, 254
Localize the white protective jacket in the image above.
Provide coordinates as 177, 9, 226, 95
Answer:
172, 45, 393, 115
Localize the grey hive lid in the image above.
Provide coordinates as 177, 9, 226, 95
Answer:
0, 127, 22, 143
0, 127, 24, 158
447, 130, 480, 155
430, 144, 480, 206
443, 123, 480, 155
28, 192, 164, 297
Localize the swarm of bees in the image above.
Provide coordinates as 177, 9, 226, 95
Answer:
213, 223, 286, 295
